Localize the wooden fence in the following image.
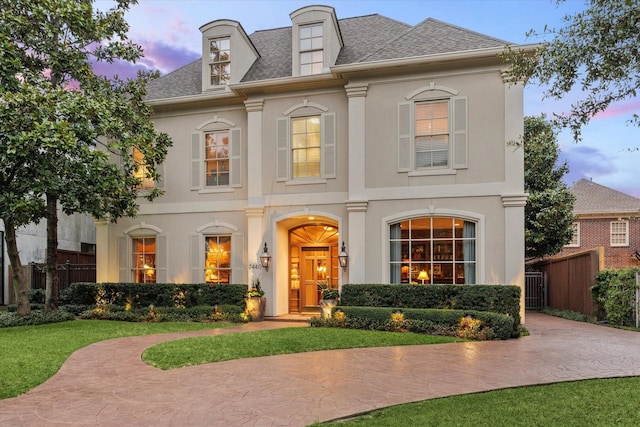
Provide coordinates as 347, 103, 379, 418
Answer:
529, 247, 603, 318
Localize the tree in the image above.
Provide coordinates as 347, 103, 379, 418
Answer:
523, 115, 576, 259
0, 0, 171, 311
504, 0, 640, 141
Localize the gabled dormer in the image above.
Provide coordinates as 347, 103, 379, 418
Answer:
199, 19, 259, 91
290, 5, 343, 77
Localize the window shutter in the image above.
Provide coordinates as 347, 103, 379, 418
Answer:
230, 233, 244, 284
156, 235, 167, 283
229, 127, 242, 187
397, 102, 412, 172
190, 234, 202, 282
276, 117, 289, 181
191, 132, 201, 190
321, 112, 336, 178
118, 236, 129, 282
452, 96, 468, 170
155, 162, 164, 190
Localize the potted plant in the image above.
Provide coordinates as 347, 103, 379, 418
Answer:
317, 280, 339, 319
245, 278, 266, 321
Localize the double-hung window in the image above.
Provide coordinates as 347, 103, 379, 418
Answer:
299, 24, 323, 75
610, 220, 629, 246
205, 131, 229, 187
291, 116, 321, 178
132, 237, 156, 283
398, 90, 467, 173
132, 147, 155, 190
204, 235, 231, 284
566, 222, 580, 247
209, 37, 230, 86
276, 111, 336, 182
415, 100, 449, 168
191, 124, 241, 190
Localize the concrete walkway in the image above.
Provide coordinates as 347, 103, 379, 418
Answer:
1, 313, 640, 426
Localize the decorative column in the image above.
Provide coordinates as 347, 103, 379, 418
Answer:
95, 220, 110, 282
345, 84, 369, 283
502, 72, 528, 323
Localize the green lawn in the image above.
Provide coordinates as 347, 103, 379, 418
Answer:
0, 320, 231, 399
142, 328, 460, 369
316, 376, 640, 426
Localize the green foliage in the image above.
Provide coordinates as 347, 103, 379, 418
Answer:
311, 306, 514, 340
0, 0, 172, 311
28, 289, 46, 304
62, 282, 248, 309
339, 284, 521, 336
503, 0, 640, 141
522, 115, 576, 258
592, 268, 639, 326
0, 310, 75, 328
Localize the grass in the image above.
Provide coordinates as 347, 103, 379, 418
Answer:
316, 376, 640, 426
0, 320, 232, 399
142, 328, 460, 369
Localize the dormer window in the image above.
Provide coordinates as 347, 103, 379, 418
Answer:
299, 24, 323, 75
209, 37, 230, 86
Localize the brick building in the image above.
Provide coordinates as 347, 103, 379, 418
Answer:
559, 179, 640, 269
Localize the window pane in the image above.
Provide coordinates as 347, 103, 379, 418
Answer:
390, 217, 475, 285
300, 39, 312, 51
132, 237, 156, 284
292, 116, 321, 178
205, 235, 231, 284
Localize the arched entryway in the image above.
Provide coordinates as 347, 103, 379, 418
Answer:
288, 223, 340, 313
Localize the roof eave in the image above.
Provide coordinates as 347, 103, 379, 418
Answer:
332, 43, 538, 74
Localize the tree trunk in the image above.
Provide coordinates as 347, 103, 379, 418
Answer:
44, 193, 59, 311
4, 220, 31, 316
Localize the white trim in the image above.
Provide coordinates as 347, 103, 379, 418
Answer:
565, 222, 580, 247
196, 115, 237, 130
405, 82, 459, 100
196, 221, 240, 233
285, 178, 327, 186
283, 99, 329, 116
380, 208, 485, 285
610, 220, 629, 247
123, 222, 163, 235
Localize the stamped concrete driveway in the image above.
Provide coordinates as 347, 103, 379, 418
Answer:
1, 313, 640, 426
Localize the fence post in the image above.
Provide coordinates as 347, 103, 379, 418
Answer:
64, 260, 71, 289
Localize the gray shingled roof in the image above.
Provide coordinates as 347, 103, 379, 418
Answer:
147, 13, 510, 100
571, 179, 640, 215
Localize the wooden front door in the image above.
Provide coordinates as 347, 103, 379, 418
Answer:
300, 247, 329, 310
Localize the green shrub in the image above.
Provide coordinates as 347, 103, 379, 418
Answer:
340, 284, 520, 336
592, 268, 639, 326
0, 310, 75, 328
28, 289, 46, 304
62, 282, 247, 310
311, 306, 514, 340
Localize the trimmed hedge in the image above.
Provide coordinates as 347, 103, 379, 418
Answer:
60, 282, 247, 310
311, 306, 514, 340
340, 284, 521, 336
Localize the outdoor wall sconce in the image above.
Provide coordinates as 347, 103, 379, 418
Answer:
338, 241, 349, 271
260, 242, 271, 271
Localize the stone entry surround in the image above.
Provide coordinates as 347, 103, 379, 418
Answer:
2, 313, 640, 426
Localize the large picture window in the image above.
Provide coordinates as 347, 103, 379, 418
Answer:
389, 217, 476, 284
205, 235, 231, 284
132, 237, 156, 283
205, 131, 229, 186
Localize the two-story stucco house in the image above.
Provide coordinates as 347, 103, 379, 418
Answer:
95, 5, 528, 318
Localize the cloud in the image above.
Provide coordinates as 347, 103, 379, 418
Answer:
560, 145, 617, 187
594, 99, 640, 120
